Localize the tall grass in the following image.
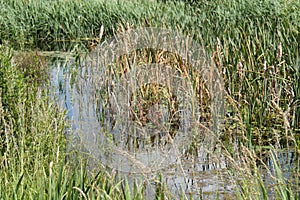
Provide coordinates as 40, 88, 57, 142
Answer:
0, 0, 299, 134
0, 0, 187, 50
0, 47, 175, 199
0, 46, 64, 197
0, 0, 299, 198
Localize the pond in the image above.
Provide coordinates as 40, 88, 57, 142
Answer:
48, 28, 298, 199
48, 56, 299, 199
49, 55, 236, 199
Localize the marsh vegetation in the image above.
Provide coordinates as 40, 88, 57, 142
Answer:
0, 0, 299, 199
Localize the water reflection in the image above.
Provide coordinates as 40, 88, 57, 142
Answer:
49, 57, 298, 199
50, 58, 235, 198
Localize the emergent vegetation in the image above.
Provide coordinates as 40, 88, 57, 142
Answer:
0, 0, 299, 199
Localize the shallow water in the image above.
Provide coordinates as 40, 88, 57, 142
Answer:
49, 56, 238, 198
49, 56, 298, 199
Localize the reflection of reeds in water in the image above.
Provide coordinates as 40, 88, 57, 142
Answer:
1, 0, 299, 198
96, 48, 212, 151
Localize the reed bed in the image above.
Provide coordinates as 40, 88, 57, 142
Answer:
0, 0, 299, 199
0, 47, 164, 199
0, 0, 299, 132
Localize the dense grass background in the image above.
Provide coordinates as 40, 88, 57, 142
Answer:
0, 0, 299, 199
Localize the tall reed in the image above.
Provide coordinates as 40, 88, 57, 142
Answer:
0, 0, 299, 198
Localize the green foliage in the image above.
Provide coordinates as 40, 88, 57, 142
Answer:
0, 47, 66, 198
0, 0, 187, 50
0, 0, 299, 137
0, 46, 167, 199
0, 48, 24, 116
0, 0, 299, 199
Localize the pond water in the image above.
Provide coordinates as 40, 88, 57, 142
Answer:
49, 55, 238, 199
49, 55, 298, 199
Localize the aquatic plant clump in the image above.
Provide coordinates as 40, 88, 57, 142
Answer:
0, 0, 299, 198
68, 27, 224, 174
